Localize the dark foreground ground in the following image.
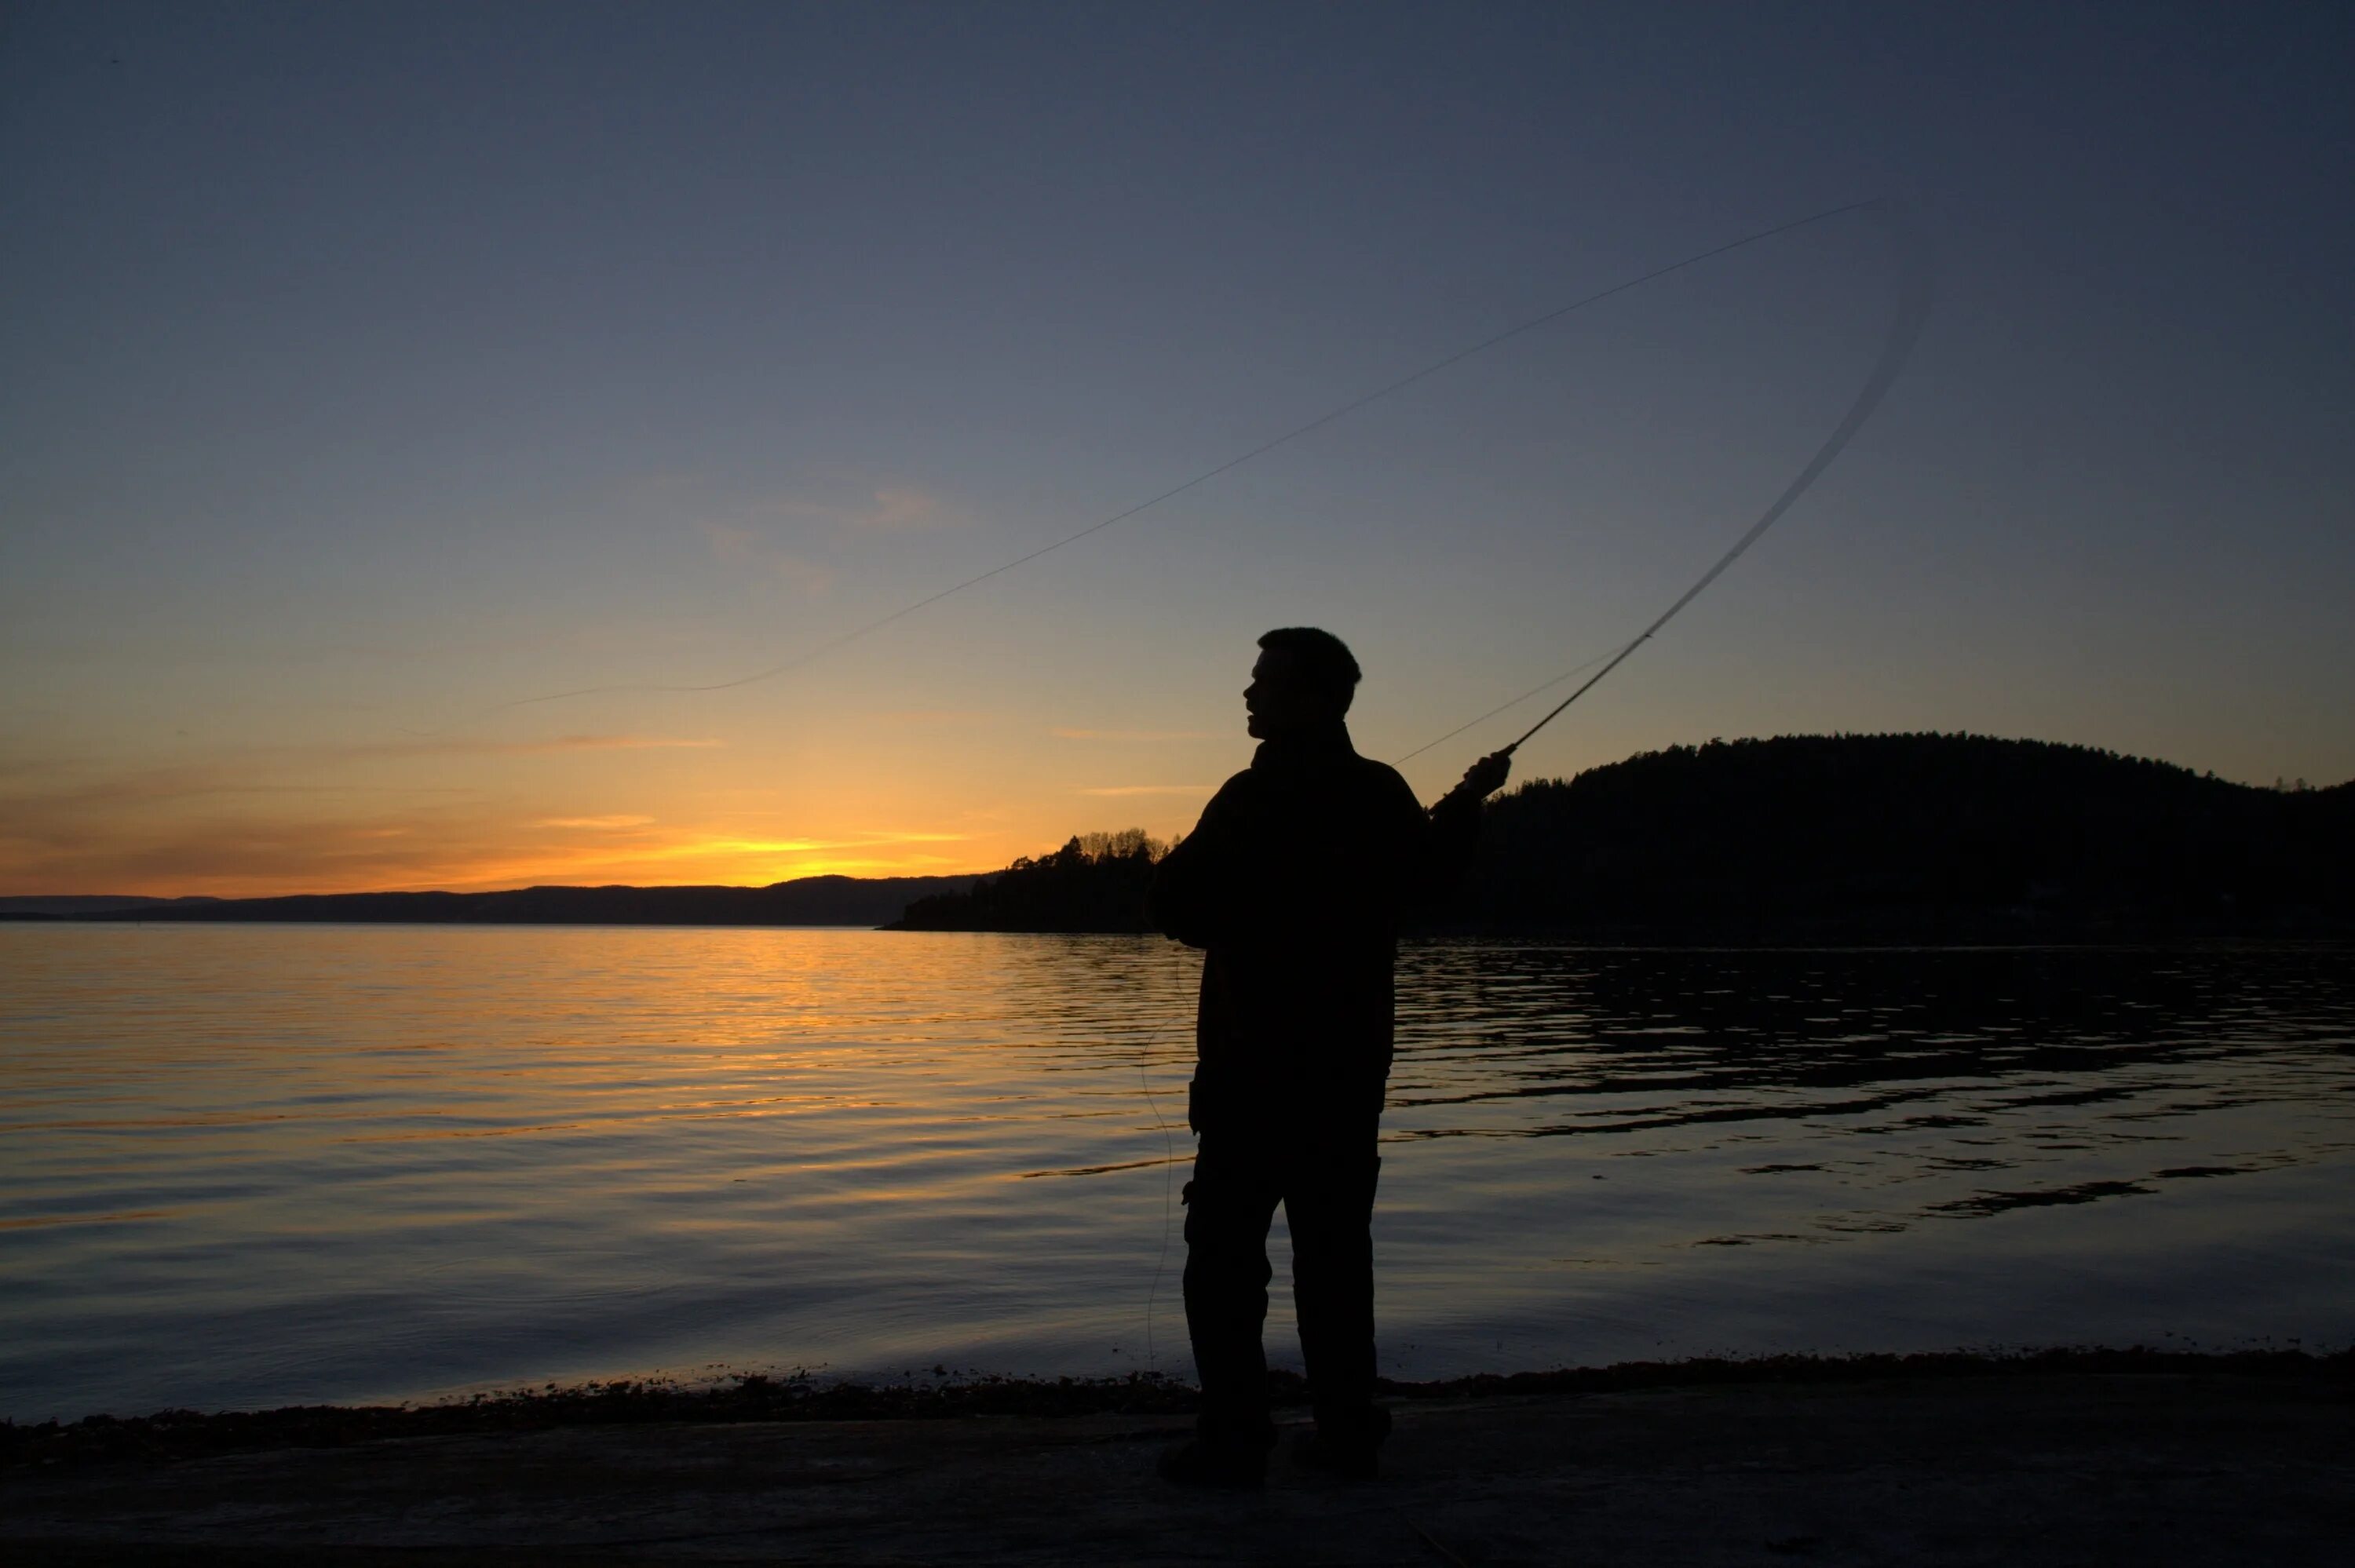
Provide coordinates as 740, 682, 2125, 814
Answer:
6, 1355, 2350, 1566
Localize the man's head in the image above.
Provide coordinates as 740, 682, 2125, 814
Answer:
1246, 626, 1360, 739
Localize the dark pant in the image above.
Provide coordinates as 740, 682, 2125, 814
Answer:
1181, 1110, 1386, 1450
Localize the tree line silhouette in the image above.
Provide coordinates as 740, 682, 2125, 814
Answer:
18, 735, 2344, 938
891, 830, 1171, 932
889, 734, 2354, 940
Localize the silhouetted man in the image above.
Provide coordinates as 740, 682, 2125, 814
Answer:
1148, 626, 1510, 1486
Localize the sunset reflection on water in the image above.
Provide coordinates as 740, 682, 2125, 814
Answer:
2, 925, 2350, 1421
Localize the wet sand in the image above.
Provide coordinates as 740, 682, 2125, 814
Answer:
6, 1360, 2350, 1566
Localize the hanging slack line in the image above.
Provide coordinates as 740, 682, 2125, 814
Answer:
1397, 197, 1933, 764
450, 197, 1929, 746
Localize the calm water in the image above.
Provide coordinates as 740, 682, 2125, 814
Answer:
2, 925, 2351, 1421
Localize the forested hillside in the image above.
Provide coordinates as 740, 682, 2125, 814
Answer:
892, 830, 1167, 932
889, 735, 2354, 940
1460, 734, 2350, 939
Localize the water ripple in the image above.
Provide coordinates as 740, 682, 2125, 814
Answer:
1, 927, 2350, 1420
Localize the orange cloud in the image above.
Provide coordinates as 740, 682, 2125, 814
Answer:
0, 724, 991, 897
0, 800, 983, 897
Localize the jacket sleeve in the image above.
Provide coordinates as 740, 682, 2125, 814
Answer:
1406, 771, 1488, 912
1148, 774, 1252, 949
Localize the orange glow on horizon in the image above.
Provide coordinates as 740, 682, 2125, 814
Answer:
0, 751, 1214, 898
1, 691, 1235, 899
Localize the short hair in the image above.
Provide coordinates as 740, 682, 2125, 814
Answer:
1257, 626, 1361, 715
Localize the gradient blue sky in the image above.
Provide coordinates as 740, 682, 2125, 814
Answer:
4, 2, 2349, 893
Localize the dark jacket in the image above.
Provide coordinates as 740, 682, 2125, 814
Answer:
1148, 722, 1484, 1131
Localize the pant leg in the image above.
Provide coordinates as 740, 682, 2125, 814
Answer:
1283, 1112, 1386, 1443
1181, 1128, 1283, 1448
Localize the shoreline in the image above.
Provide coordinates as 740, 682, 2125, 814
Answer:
6, 1349, 2348, 1566
10, 914, 2355, 946
9, 1345, 2346, 1469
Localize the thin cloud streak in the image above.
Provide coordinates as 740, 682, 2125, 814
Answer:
874, 709, 997, 727
703, 521, 838, 597
692, 482, 966, 601
1077, 784, 1214, 797
0, 737, 722, 818
770, 483, 969, 534
350, 734, 725, 760
1051, 728, 1220, 742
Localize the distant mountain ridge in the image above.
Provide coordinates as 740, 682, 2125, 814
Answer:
4, 875, 978, 928
893, 733, 2355, 941
15, 736, 2351, 939
0, 895, 224, 917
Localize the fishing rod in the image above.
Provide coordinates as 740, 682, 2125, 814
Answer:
425, 197, 1909, 734
1397, 197, 1933, 768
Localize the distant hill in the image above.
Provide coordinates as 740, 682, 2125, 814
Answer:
887, 735, 2355, 941
47, 875, 979, 928
0, 895, 223, 918
1460, 733, 2351, 940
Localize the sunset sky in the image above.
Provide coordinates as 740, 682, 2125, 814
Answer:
5, 2, 2349, 896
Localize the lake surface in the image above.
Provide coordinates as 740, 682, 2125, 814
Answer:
3, 925, 2351, 1421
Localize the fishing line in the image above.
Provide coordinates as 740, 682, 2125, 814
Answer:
1400, 198, 1933, 765
1392, 646, 1617, 764
423, 199, 1886, 732
1139, 1019, 1178, 1371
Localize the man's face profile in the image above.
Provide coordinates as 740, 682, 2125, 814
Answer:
1244, 647, 1318, 740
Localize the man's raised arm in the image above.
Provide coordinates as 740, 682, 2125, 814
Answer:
1415, 749, 1513, 904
